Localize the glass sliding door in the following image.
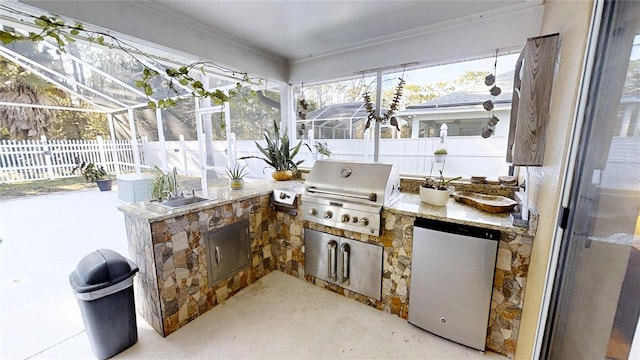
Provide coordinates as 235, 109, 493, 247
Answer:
542, 1, 640, 359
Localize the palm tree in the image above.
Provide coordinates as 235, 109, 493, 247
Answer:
0, 56, 60, 140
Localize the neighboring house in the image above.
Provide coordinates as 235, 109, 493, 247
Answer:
400, 71, 514, 139
298, 102, 379, 140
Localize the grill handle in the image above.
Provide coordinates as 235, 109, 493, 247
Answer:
307, 187, 377, 202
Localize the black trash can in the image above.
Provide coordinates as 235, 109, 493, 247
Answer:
69, 249, 139, 359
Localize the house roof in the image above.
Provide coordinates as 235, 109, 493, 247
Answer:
407, 71, 514, 110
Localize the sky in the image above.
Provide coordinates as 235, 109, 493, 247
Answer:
383, 53, 521, 89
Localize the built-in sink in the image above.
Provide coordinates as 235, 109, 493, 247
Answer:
156, 196, 211, 208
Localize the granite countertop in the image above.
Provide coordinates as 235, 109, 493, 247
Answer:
118, 178, 534, 235
386, 193, 534, 235
117, 179, 304, 222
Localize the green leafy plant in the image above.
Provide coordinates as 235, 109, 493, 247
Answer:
149, 166, 176, 200
225, 163, 248, 180
423, 170, 462, 190
434, 148, 448, 155
314, 141, 331, 158
74, 161, 108, 182
240, 119, 309, 173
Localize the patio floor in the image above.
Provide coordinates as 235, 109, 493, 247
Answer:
0, 189, 129, 359
0, 189, 506, 360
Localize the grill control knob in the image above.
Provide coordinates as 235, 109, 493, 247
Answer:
359, 217, 369, 226
308, 208, 317, 216
352, 216, 358, 223
324, 211, 333, 219
341, 214, 350, 223
279, 192, 289, 200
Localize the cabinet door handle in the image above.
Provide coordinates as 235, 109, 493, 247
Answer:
214, 246, 221, 265
328, 240, 337, 281
340, 243, 350, 286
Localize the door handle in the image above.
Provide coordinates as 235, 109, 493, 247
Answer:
340, 243, 350, 286
328, 240, 337, 281
214, 246, 221, 265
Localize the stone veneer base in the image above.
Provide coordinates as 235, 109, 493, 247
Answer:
125, 193, 531, 358
125, 195, 275, 336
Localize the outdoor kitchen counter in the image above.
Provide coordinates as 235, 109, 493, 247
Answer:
386, 193, 536, 236
117, 179, 304, 222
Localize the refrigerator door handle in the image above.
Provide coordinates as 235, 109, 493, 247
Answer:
328, 240, 337, 281
340, 243, 350, 286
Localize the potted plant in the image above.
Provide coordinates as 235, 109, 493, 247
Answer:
240, 119, 309, 181
226, 163, 248, 190
314, 141, 331, 159
75, 161, 113, 191
149, 166, 177, 201
434, 148, 448, 163
420, 170, 461, 206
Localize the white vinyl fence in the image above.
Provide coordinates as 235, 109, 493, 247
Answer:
1, 134, 513, 183
143, 135, 512, 180
0, 136, 141, 183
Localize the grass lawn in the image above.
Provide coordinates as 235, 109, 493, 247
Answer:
0, 177, 98, 201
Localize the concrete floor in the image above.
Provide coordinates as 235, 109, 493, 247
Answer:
32, 271, 506, 360
1, 189, 506, 360
0, 189, 129, 360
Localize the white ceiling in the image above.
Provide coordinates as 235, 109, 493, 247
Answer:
142, 0, 538, 63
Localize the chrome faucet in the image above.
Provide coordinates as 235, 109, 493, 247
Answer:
172, 167, 180, 198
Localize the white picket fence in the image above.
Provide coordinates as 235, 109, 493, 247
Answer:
0, 136, 141, 183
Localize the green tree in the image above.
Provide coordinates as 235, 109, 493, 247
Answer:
47, 98, 109, 140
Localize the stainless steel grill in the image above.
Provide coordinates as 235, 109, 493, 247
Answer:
302, 160, 400, 236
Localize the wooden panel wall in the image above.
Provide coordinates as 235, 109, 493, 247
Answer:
509, 33, 560, 166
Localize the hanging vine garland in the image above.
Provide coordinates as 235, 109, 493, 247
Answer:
0, 5, 256, 110
362, 70, 405, 132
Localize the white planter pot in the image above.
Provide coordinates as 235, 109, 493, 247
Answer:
420, 187, 450, 206
434, 154, 446, 163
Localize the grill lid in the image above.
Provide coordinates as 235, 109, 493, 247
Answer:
304, 160, 400, 206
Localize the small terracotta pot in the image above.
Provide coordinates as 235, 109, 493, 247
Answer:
272, 170, 293, 181
229, 179, 244, 190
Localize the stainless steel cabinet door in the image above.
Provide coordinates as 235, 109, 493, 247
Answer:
207, 219, 250, 286
304, 228, 338, 282
340, 238, 383, 300
304, 228, 383, 300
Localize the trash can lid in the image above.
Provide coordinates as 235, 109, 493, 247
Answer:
69, 249, 138, 294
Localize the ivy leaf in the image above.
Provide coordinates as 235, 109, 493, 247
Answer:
148, 101, 157, 110
34, 17, 48, 29
0, 31, 15, 44
178, 78, 189, 86
144, 84, 153, 96
97, 36, 105, 45
134, 80, 146, 88
157, 99, 165, 108
70, 29, 80, 36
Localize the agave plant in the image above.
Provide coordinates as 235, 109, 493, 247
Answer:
240, 119, 309, 173
225, 163, 248, 180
